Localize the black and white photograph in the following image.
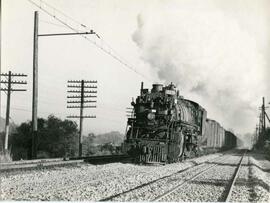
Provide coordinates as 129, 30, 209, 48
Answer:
0, 0, 270, 202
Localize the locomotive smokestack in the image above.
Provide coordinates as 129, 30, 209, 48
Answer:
140, 82, 144, 95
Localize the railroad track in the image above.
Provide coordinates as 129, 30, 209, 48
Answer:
153, 150, 247, 202
224, 150, 246, 202
99, 153, 229, 201
13, 154, 220, 200
70, 154, 131, 164
2, 150, 247, 201
1, 153, 224, 201
0, 154, 131, 172
98, 150, 245, 202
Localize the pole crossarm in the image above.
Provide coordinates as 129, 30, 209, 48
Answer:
38, 31, 96, 37
0, 73, 27, 77
66, 79, 97, 157
68, 80, 97, 83
67, 100, 96, 103
67, 85, 97, 88
1, 88, 27, 92
67, 115, 96, 119
67, 90, 97, 93
67, 95, 97, 98
2, 71, 28, 152
1, 80, 27, 84
67, 105, 97, 108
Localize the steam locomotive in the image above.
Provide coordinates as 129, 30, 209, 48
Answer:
122, 82, 236, 164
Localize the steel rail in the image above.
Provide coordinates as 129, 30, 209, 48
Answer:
0, 159, 83, 171
100, 154, 227, 201
22, 155, 223, 200
153, 150, 246, 202
0, 155, 130, 172
224, 151, 246, 202
9, 153, 182, 199
153, 155, 230, 202
2, 153, 229, 201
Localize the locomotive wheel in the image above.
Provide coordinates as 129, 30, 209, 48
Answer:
184, 143, 197, 158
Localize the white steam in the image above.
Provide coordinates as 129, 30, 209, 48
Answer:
132, 5, 266, 135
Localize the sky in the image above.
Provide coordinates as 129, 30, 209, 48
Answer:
1, 0, 270, 138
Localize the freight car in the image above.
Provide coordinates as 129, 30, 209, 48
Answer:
122, 82, 236, 164
224, 130, 237, 149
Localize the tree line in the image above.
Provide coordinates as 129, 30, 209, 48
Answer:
0, 115, 124, 161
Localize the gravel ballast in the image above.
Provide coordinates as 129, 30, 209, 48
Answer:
230, 153, 270, 202
157, 153, 242, 202
0, 151, 269, 201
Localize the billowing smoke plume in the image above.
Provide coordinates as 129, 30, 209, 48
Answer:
132, 4, 267, 136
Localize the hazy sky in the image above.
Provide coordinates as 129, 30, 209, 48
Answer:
1, 0, 270, 136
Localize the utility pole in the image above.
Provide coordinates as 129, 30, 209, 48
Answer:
256, 97, 270, 148
0, 71, 27, 152
32, 11, 38, 159
31, 11, 98, 159
260, 97, 270, 134
262, 97, 266, 134
67, 80, 97, 157
255, 125, 259, 145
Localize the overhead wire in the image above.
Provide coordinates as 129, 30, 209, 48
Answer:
5, 0, 152, 129
27, 0, 151, 82
40, 19, 69, 29
0, 105, 68, 117
37, 0, 138, 68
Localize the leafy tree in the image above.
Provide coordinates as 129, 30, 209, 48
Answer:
9, 121, 32, 160
0, 132, 4, 151
9, 115, 79, 160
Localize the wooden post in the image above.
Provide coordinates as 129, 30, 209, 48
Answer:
4, 71, 11, 152
67, 80, 97, 157
79, 80, 84, 157
262, 97, 265, 134
32, 11, 39, 159
1, 71, 27, 152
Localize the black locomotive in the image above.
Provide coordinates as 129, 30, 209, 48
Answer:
122, 82, 237, 164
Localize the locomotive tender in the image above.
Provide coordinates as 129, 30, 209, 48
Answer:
122, 82, 236, 164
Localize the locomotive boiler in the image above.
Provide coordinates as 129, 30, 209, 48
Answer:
122, 82, 206, 163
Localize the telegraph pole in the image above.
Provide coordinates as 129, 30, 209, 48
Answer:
262, 97, 266, 134
256, 97, 270, 148
79, 80, 85, 155
30, 10, 98, 159
0, 71, 27, 152
4, 71, 11, 151
32, 11, 38, 159
67, 80, 97, 156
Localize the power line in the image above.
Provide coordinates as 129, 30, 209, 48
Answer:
36, 0, 136, 65
40, 19, 71, 29
0, 105, 60, 115
26, 0, 151, 82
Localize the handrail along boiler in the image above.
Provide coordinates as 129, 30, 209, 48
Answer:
122, 82, 207, 163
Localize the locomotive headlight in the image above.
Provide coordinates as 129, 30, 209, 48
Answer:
147, 113, 155, 120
